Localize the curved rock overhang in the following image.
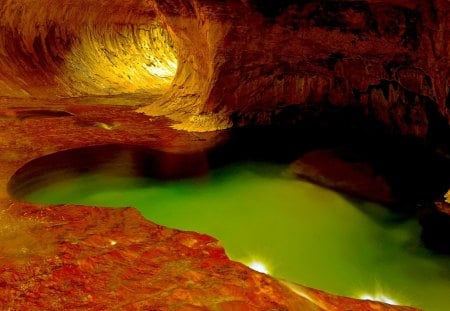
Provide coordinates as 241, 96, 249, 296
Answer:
0, 0, 449, 137
0, 0, 177, 98
142, 0, 450, 135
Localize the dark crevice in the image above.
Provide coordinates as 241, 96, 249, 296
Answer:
251, 0, 302, 20
14, 109, 74, 120
230, 100, 450, 207
8, 145, 209, 200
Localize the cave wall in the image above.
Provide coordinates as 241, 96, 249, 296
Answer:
140, 0, 449, 137
0, 0, 448, 139
0, 0, 177, 97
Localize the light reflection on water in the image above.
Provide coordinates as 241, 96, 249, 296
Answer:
25, 162, 450, 311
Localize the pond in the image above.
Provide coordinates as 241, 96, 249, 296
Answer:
22, 159, 450, 311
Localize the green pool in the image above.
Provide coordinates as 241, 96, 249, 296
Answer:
25, 161, 450, 311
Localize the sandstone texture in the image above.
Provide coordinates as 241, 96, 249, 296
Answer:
0, 1, 448, 136
0, 0, 448, 309
138, 0, 450, 137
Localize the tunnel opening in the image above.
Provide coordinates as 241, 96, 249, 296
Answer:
0, 16, 178, 101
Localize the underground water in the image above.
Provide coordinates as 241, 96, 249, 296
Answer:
19, 150, 450, 311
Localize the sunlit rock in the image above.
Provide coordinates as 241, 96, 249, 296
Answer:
0, 0, 448, 136
0, 1, 177, 97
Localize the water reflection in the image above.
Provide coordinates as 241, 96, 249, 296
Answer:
8, 144, 210, 199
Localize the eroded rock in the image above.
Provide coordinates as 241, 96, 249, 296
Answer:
290, 149, 393, 204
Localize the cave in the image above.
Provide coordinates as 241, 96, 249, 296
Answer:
0, 1, 449, 310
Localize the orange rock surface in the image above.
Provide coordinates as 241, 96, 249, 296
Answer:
0, 1, 448, 134
1, 0, 448, 309
142, 0, 450, 133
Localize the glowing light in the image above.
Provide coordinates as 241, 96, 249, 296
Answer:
143, 59, 177, 79
248, 261, 269, 274
64, 24, 178, 96
359, 293, 399, 305
109, 240, 117, 246
95, 122, 116, 130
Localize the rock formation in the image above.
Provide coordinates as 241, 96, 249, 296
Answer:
0, 0, 448, 309
0, 103, 421, 310
137, 0, 450, 137
0, 1, 448, 136
0, 0, 177, 97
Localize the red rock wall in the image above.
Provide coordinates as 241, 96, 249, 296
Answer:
143, 0, 449, 136
0, 0, 448, 137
